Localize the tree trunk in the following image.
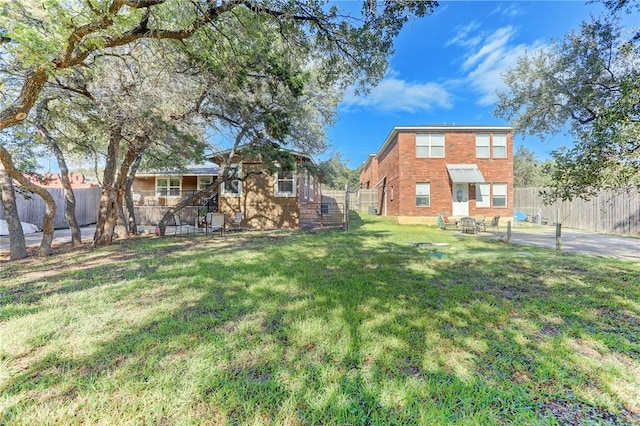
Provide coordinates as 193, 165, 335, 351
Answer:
0, 163, 27, 260
0, 67, 48, 131
93, 129, 141, 247
116, 201, 128, 240
56, 162, 83, 247
0, 146, 56, 257
124, 155, 143, 235
93, 126, 122, 247
36, 99, 82, 246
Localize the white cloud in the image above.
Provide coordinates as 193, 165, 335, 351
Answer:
341, 76, 452, 113
462, 26, 516, 70
453, 25, 546, 106
446, 21, 482, 47
490, 3, 523, 18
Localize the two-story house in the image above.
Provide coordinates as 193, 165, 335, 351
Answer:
359, 125, 514, 225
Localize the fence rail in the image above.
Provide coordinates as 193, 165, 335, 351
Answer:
514, 187, 640, 235
0, 187, 101, 229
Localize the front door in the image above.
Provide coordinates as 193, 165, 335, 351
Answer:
452, 183, 469, 217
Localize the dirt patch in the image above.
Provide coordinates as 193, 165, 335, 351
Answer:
541, 400, 629, 425
539, 324, 560, 337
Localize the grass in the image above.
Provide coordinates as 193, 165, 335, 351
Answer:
1, 214, 639, 425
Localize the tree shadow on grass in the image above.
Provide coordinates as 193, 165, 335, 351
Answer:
1, 229, 639, 424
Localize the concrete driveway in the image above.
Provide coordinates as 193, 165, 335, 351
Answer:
0, 225, 97, 251
485, 226, 640, 261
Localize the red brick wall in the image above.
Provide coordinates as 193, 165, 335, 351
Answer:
362, 129, 513, 221
376, 134, 401, 217
358, 155, 378, 189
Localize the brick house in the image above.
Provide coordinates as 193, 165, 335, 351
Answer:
359, 125, 514, 225
208, 147, 323, 230
131, 151, 324, 230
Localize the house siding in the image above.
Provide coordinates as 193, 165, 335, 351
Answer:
361, 126, 514, 224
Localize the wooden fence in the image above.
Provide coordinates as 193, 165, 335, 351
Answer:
514, 187, 640, 235
0, 187, 101, 229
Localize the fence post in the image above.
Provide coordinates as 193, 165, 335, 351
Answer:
506, 221, 511, 243
344, 186, 349, 232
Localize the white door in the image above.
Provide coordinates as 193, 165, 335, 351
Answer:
452, 183, 469, 217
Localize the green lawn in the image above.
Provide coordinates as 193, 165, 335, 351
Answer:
1, 214, 639, 425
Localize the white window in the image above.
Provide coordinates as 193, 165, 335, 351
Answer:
492, 183, 507, 207
198, 176, 213, 190
222, 165, 241, 197
416, 134, 445, 158
476, 183, 490, 208
416, 183, 430, 207
275, 169, 296, 197
156, 177, 181, 197
492, 134, 507, 158
476, 134, 490, 158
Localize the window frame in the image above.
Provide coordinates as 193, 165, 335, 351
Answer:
475, 183, 490, 208
198, 176, 214, 191
492, 183, 508, 208
476, 133, 490, 158
416, 134, 445, 158
492, 133, 507, 158
275, 168, 296, 197
415, 182, 431, 207
156, 176, 182, 197
221, 164, 242, 197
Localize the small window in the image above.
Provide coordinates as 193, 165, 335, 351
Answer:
476, 134, 490, 158
222, 165, 241, 197
156, 177, 181, 197
493, 134, 507, 158
198, 176, 213, 190
416, 134, 445, 158
476, 183, 490, 208
416, 182, 430, 207
492, 183, 507, 207
275, 169, 296, 197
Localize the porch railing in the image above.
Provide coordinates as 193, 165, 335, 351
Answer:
131, 190, 214, 207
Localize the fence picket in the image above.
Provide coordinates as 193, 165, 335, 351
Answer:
514, 187, 640, 235
0, 187, 100, 229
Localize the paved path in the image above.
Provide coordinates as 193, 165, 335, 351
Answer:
486, 226, 640, 261
0, 225, 98, 251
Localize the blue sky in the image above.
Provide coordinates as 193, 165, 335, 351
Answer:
325, 0, 635, 169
